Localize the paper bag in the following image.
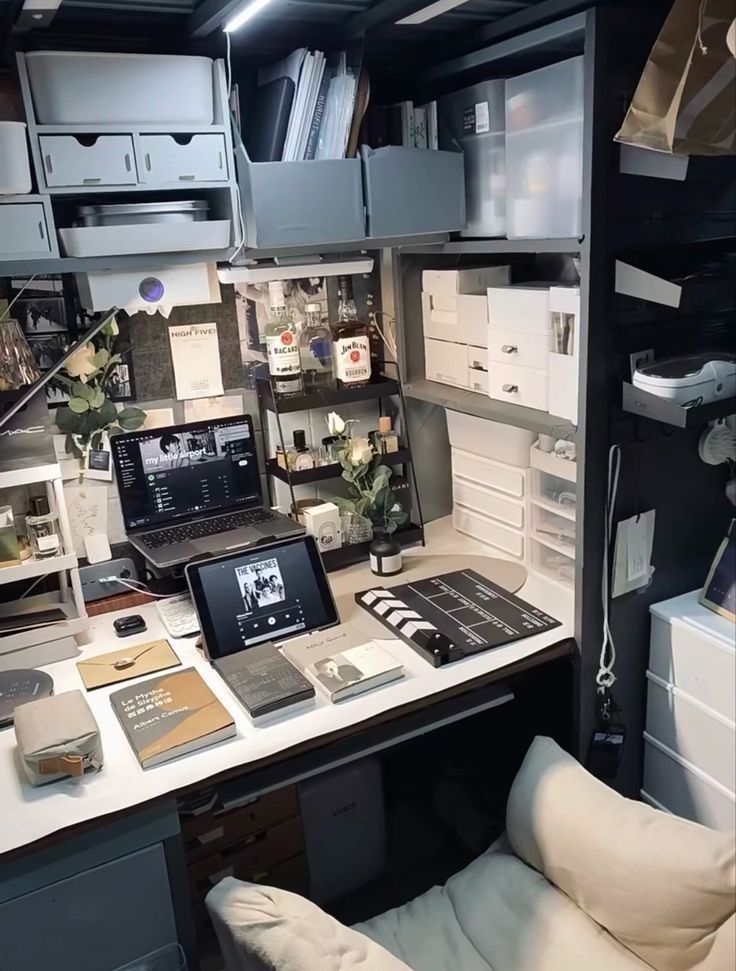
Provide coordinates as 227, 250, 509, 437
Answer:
616, 0, 736, 156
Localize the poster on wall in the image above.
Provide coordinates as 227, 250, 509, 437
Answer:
168, 322, 224, 400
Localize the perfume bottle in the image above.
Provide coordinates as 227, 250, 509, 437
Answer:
332, 276, 371, 387
299, 303, 335, 391
265, 281, 302, 394
25, 496, 61, 559
375, 416, 399, 454
292, 430, 314, 471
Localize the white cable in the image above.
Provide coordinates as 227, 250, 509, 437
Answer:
597, 444, 621, 691
99, 576, 175, 600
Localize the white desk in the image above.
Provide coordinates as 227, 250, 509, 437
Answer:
0, 518, 573, 859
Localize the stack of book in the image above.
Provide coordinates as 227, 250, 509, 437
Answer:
360, 100, 439, 150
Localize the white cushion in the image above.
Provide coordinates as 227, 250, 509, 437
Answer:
206, 877, 412, 971
506, 736, 736, 971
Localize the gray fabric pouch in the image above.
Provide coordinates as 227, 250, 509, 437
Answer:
14, 689, 103, 786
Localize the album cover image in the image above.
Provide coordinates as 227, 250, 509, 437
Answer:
137, 430, 217, 471
235, 558, 286, 612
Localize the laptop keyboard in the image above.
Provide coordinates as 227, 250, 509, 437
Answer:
141, 508, 279, 550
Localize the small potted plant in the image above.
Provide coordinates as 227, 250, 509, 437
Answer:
53, 317, 145, 478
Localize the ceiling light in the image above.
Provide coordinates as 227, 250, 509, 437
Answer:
396, 0, 469, 26
223, 0, 273, 33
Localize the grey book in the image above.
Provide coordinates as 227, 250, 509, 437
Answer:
214, 644, 315, 724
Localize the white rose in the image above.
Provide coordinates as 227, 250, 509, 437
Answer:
327, 412, 346, 436
64, 342, 97, 381
347, 437, 373, 467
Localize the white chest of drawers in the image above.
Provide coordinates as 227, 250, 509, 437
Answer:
642, 590, 736, 831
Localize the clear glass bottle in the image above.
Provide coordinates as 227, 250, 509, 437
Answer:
332, 276, 371, 387
265, 281, 302, 394
299, 303, 335, 392
375, 416, 399, 454
26, 496, 61, 559
292, 429, 314, 471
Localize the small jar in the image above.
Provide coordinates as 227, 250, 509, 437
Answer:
26, 496, 61, 559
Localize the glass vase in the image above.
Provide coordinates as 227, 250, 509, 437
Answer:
0, 318, 41, 391
341, 512, 373, 545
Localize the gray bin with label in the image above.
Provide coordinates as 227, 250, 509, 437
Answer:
235, 138, 365, 250
361, 145, 466, 237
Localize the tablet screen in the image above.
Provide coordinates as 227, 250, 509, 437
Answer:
187, 535, 339, 658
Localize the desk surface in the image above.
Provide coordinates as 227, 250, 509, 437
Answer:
0, 518, 573, 859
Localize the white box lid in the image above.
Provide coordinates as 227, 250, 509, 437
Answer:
650, 590, 735, 650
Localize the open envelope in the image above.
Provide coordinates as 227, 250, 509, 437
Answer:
77, 639, 181, 690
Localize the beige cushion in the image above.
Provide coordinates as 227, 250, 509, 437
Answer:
506, 736, 736, 971
205, 876, 412, 971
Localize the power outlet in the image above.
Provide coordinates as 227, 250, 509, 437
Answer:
79, 557, 139, 603
630, 348, 655, 379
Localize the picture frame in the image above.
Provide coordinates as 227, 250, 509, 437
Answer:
700, 519, 736, 623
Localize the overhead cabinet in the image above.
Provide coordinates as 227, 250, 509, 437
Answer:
139, 134, 229, 184
0, 202, 52, 257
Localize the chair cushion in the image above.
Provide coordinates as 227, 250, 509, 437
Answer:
506, 736, 736, 971
206, 877, 412, 971
357, 846, 650, 971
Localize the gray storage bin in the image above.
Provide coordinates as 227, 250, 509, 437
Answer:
234, 137, 365, 249
361, 145, 466, 237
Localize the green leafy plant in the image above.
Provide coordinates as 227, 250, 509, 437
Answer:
325, 411, 408, 536
54, 317, 145, 471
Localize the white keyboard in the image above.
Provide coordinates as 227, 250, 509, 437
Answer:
155, 594, 200, 639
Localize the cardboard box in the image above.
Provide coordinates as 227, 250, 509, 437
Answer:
487, 284, 550, 335
303, 502, 342, 553
424, 338, 468, 388
421, 292, 489, 347
422, 265, 509, 297
456, 294, 489, 347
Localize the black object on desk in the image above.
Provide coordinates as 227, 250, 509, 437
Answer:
114, 614, 147, 637
356, 569, 561, 667
0, 669, 54, 728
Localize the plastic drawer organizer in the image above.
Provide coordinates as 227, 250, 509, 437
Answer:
528, 442, 577, 587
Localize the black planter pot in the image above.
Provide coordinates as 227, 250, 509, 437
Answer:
369, 531, 403, 576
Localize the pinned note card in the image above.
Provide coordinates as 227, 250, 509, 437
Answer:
168, 323, 224, 401
184, 394, 243, 422
64, 483, 109, 557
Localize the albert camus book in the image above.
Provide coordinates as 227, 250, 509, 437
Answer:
111, 667, 235, 768
281, 625, 403, 702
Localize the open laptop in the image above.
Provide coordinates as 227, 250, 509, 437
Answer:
185, 534, 339, 707
111, 415, 301, 569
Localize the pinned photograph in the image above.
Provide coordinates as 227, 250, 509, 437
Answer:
16, 297, 68, 334
107, 362, 135, 402
26, 333, 67, 371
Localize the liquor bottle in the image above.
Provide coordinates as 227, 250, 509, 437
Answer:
332, 276, 371, 387
265, 281, 302, 393
299, 303, 335, 391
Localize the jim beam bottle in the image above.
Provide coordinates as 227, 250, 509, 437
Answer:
265, 281, 302, 393
332, 275, 371, 387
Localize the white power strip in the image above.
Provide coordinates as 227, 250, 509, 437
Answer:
155, 594, 200, 639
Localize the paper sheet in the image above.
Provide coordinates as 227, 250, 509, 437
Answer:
63, 482, 109, 556
184, 394, 244, 422
168, 322, 224, 401
141, 407, 175, 430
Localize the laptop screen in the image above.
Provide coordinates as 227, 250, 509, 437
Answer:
111, 416, 262, 531
186, 535, 339, 658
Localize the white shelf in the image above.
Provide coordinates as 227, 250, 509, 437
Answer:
0, 552, 77, 586
0, 462, 61, 489
35, 123, 230, 136
528, 495, 577, 522
0, 590, 88, 652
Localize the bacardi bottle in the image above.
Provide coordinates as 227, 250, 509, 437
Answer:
265, 281, 302, 393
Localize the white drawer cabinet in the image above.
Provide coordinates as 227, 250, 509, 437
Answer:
453, 476, 525, 530
453, 505, 525, 560
643, 590, 736, 829
139, 133, 228, 184
451, 448, 528, 499
0, 203, 51, 256
488, 363, 548, 411
39, 134, 136, 187
487, 329, 549, 371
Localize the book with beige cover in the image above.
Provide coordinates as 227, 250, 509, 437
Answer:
77, 638, 180, 690
110, 668, 235, 768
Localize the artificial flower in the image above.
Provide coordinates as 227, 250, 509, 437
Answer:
327, 411, 346, 436
64, 342, 97, 381
347, 436, 373, 467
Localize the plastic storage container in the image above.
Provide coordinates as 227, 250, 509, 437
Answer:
25, 52, 214, 125
505, 57, 584, 238
0, 122, 32, 194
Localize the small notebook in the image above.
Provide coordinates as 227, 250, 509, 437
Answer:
77, 638, 180, 690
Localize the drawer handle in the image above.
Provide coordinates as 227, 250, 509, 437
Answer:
124, 153, 132, 172
502, 383, 518, 393
218, 151, 224, 169
83, 178, 102, 184
501, 345, 518, 354
44, 154, 54, 174
38, 220, 46, 241
179, 174, 196, 181
145, 153, 152, 171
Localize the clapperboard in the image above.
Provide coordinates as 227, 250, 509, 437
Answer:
355, 569, 561, 667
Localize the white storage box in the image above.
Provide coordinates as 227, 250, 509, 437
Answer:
488, 329, 548, 371
488, 362, 549, 412
299, 758, 386, 903
453, 475, 525, 530
468, 367, 489, 395
467, 344, 488, 370
422, 266, 509, 297
487, 284, 550, 334
529, 442, 577, 482
39, 135, 136, 188
643, 734, 736, 831
0, 122, 32, 194
530, 503, 576, 547
25, 51, 214, 126
422, 293, 490, 347
447, 412, 535, 468
457, 294, 490, 347
451, 447, 529, 498
59, 220, 230, 258
505, 56, 584, 238
453, 505, 525, 560
139, 134, 228, 184
529, 535, 575, 588
646, 672, 735, 793
424, 338, 468, 388
0, 203, 51, 257
649, 590, 736, 723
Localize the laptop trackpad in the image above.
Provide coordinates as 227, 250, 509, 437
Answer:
191, 529, 254, 554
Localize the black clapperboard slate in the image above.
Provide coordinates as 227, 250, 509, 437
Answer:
355, 569, 561, 668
